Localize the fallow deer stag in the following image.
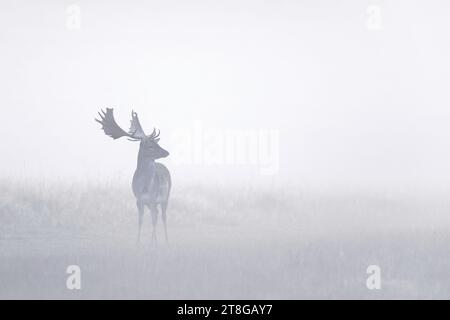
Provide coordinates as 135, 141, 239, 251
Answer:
95, 108, 171, 243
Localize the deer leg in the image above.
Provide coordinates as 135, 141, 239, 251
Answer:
149, 204, 158, 244
161, 202, 169, 243
137, 201, 144, 243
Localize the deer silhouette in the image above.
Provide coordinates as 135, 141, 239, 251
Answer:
96, 108, 171, 243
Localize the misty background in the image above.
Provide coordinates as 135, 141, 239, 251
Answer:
1, 0, 449, 191
1, 0, 450, 299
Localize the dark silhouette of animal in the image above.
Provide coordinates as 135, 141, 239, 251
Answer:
96, 108, 171, 243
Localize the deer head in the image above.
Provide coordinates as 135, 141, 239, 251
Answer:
96, 108, 169, 160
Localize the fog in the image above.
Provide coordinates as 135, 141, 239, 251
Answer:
1, 0, 450, 299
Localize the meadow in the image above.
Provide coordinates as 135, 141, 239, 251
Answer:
1, 177, 450, 299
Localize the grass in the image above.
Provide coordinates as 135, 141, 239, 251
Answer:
1, 177, 450, 298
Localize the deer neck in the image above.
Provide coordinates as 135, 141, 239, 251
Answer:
136, 148, 155, 171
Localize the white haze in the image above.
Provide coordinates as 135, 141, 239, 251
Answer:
0, 0, 449, 190
1, 0, 450, 299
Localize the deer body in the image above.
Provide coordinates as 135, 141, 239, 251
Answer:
133, 151, 171, 242
96, 108, 171, 243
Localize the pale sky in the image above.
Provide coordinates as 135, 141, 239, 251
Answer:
1, 0, 449, 191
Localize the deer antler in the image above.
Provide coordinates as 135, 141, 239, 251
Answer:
128, 110, 146, 139
96, 108, 140, 140
148, 128, 160, 140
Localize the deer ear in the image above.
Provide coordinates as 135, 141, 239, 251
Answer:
154, 138, 160, 143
